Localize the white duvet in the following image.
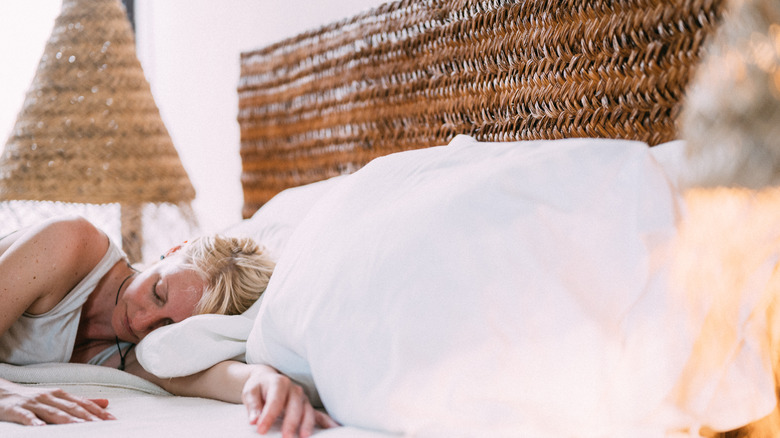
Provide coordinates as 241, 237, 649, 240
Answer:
136, 136, 780, 437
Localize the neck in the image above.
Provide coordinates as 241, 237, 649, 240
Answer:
76, 260, 135, 343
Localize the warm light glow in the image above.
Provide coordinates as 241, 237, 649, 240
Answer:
749, 31, 777, 72
668, 187, 780, 433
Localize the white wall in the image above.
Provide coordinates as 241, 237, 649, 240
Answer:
0, 0, 386, 235
134, 0, 387, 233
0, 1, 60, 141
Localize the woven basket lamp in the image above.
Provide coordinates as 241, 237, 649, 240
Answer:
0, 0, 195, 263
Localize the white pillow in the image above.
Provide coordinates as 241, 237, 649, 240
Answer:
136, 176, 345, 378
247, 135, 688, 436
223, 175, 347, 258
135, 296, 264, 378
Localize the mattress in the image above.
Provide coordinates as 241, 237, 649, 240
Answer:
0, 363, 386, 437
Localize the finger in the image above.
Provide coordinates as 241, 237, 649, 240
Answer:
26, 401, 86, 425
246, 400, 265, 425
314, 410, 340, 429
76, 398, 115, 420
256, 380, 289, 434
6, 408, 46, 427
89, 398, 109, 409
298, 404, 316, 438
247, 407, 260, 426
242, 377, 266, 425
280, 386, 305, 438
35, 390, 114, 423
50, 392, 104, 422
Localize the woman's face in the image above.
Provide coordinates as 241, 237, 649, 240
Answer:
112, 254, 206, 343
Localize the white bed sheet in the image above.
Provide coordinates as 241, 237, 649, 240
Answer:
0, 363, 385, 438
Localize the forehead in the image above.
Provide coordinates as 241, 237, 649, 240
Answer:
158, 258, 206, 309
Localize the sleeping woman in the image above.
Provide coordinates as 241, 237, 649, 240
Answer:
0, 215, 336, 436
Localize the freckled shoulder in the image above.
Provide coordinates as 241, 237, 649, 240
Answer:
55, 216, 110, 274
10, 217, 109, 317
1, 217, 111, 337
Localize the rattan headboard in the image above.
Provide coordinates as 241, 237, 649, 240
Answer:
237, 0, 725, 218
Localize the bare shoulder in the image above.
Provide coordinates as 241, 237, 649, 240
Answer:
49, 216, 108, 261
27, 216, 109, 273
0, 216, 109, 318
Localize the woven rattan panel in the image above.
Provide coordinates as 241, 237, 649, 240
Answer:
237, 0, 724, 217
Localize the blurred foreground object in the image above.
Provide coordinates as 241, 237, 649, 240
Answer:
682, 0, 780, 189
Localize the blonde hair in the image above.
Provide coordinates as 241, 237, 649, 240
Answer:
176, 235, 275, 316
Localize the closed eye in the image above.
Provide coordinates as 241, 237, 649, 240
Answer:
152, 281, 165, 304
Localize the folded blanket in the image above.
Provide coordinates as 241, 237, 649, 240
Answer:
0, 362, 168, 395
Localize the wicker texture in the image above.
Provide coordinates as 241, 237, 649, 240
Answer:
237, 0, 725, 217
0, 0, 195, 205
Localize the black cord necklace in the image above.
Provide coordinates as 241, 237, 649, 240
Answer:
114, 269, 136, 371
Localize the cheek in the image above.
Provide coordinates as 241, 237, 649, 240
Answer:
123, 281, 148, 306
173, 290, 204, 320
179, 296, 201, 319
110, 305, 122, 334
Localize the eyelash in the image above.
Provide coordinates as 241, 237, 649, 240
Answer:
152, 281, 164, 304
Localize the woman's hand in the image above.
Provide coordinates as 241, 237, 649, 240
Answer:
0, 379, 115, 425
242, 365, 338, 437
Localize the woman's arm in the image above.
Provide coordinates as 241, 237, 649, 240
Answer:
124, 358, 337, 437
0, 216, 107, 336
0, 377, 115, 425
126, 359, 250, 403
0, 217, 113, 426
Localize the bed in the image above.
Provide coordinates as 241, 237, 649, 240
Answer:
5, 0, 780, 437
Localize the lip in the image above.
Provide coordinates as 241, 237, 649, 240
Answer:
123, 314, 137, 342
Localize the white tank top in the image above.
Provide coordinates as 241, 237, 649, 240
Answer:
0, 238, 126, 365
